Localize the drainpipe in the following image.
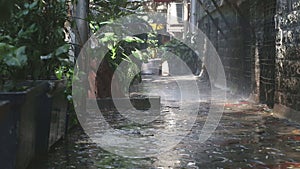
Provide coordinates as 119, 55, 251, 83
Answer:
69, 0, 89, 131
190, 0, 197, 33
75, 0, 89, 54
183, 0, 189, 39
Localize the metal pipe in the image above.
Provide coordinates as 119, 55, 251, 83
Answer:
75, 0, 89, 48
190, 0, 197, 33
74, 0, 89, 112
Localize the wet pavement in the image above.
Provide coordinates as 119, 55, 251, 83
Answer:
29, 75, 300, 169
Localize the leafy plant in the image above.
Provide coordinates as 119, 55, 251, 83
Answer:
0, 43, 28, 91
87, 0, 154, 96
0, 0, 70, 90
0, 0, 15, 21
89, 0, 143, 32
92, 31, 149, 95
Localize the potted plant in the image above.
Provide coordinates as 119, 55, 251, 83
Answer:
0, 0, 71, 168
0, 40, 52, 169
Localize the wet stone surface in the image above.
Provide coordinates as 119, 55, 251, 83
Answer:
29, 75, 300, 169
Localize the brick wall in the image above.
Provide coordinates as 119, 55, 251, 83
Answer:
197, 0, 271, 96
275, 0, 300, 111
196, 0, 300, 120
198, 3, 248, 93
197, 0, 300, 112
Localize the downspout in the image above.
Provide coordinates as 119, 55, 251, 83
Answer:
183, 0, 189, 39
73, 0, 89, 118
190, 0, 197, 33
75, 0, 89, 56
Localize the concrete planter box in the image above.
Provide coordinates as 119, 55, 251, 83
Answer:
0, 81, 50, 169
0, 100, 18, 169
47, 80, 68, 148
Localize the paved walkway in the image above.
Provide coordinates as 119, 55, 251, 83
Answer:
29, 75, 300, 169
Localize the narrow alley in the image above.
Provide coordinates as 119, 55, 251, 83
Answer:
29, 75, 300, 169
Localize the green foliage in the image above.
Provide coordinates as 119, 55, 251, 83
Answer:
0, 43, 28, 90
98, 32, 147, 64
0, 0, 71, 90
98, 32, 148, 93
0, 43, 27, 67
89, 0, 143, 32
55, 65, 74, 101
88, 0, 154, 93
0, 0, 14, 21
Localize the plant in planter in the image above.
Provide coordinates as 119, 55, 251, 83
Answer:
0, 47, 50, 168
0, 0, 71, 168
0, 34, 51, 169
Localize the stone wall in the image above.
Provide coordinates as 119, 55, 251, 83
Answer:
274, 0, 300, 112
198, 5, 238, 90
245, 0, 277, 107
197, 0, 265, 95
197, 0, 300, 118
